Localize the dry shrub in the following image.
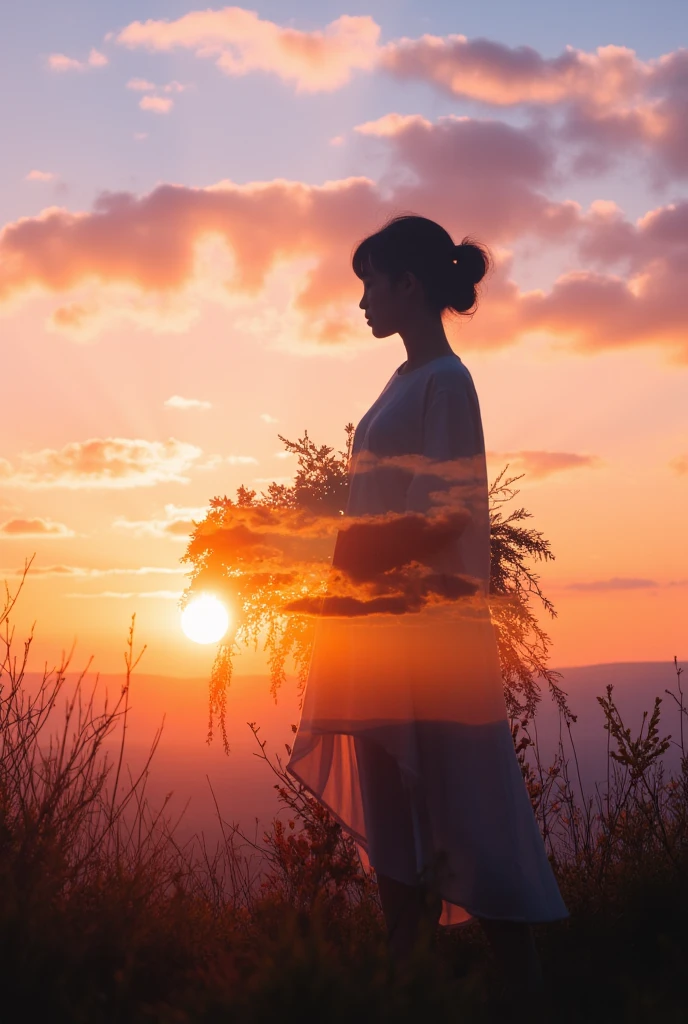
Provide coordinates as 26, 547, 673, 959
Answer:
1, 558, 687, 1022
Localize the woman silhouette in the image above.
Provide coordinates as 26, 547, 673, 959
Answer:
286, 215, 568, 998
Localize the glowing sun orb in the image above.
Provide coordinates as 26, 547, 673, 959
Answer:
181, 595, 229, 645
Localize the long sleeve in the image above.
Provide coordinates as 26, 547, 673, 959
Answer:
405, 385, 484, 517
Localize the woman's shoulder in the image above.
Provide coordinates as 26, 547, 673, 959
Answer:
427, 356, 475, 396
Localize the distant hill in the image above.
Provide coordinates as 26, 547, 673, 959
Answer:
16, 660, 685, 845
527, 660, 685, 794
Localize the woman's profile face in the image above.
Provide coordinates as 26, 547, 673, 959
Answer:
358, 256, 406, 339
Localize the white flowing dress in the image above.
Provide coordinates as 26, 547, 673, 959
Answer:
286, 351, 569, 927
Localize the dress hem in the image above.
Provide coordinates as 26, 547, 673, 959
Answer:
285, 758, 569, 928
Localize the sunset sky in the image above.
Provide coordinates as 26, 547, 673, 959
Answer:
2, 0, 686, 683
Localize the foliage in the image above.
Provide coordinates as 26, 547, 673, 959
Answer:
0, 565, 687, 1021
487, 467, 575, 722
180, 426, 354, 752
179, 425, 573, 749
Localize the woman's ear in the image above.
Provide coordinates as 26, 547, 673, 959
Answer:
399, 269, 420, 298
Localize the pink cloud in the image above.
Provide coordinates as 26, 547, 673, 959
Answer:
487, 451, 603, 480
379, 37, 646, 106
47, 48, 109, 72
139, 95, 174, 113
2, 104, 687, 360
0, 517, 75, 538
350, 113, 579, 244
128, 78, 188, 95
499, 198, 688, 362
88, 49, 109, 67
378, 35, 688, 181
106, 21, 688, 180
560, 95, 688, 182
554, 47, 688, 181
578, 198, 688, 270
115, 8, 380, 92
127, 77, 156, 91
0, 438, 204, 489
25, 169, 55, 182
515, 264, 688, 363
0, 177, 383, 320
48, 53, 84, 72
163, 80, 189, 93
0, 171, 640, 355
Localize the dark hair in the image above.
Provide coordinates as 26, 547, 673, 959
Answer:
352, 214, 491, 316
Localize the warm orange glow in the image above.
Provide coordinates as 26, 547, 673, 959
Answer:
181, 595, 229, 644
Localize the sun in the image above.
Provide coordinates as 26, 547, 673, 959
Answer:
181, 594, 230, 645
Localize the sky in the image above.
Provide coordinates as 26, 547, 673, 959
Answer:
1, 0, 687, 694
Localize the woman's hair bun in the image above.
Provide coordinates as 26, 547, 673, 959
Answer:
351, 215, 491, 318
453, 238, 488, 287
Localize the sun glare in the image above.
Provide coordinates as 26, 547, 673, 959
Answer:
181, 595, 229, 645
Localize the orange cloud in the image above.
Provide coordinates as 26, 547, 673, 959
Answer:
47, 294, 198, 340
0, 438, 204, 489
565, 577, 660, 591
0, 176, 385, 343
115, 8, 380, 92
113, 503, 211, 539
486, 451, 603, 480
0, 564, 186, 577
0, 517, 75, 538
66, 589, 182, 599
50, 302, 94, 331
47, 48, 108, 72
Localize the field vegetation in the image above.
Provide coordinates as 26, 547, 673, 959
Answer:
1, 428, 685, 1022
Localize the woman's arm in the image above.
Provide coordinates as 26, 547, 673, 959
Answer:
404, 385, 483, 519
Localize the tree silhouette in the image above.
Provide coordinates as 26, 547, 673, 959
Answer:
179, 424, 572, 753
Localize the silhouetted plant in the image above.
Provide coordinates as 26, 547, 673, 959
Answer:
488, 467, 574, 723
1, 562, 687, 1021
179, 427, 573, 751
